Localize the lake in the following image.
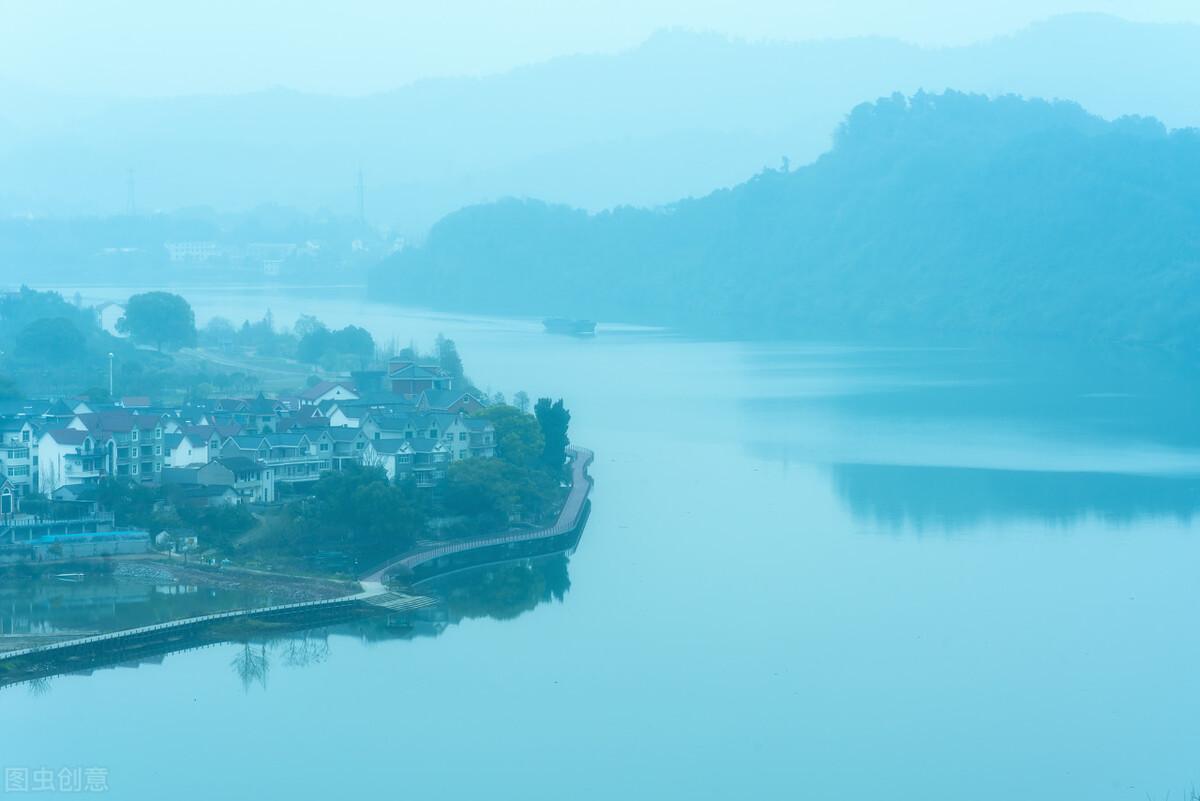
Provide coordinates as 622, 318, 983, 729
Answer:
3, 285, 1199, 800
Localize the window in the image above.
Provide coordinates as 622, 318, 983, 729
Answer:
154, 462, 162, 473
320, 443, 329, 451
458, 450, 466, 460
131, 464, 139, 475
459, 432, 467, 441
429, 429, 438, 438
21, 430, 29, 443
132, 429, 139, 442
444, 432, 453, 441
7, 466, 29, 477
155, 428, 162, 439
154, 445, 162, 456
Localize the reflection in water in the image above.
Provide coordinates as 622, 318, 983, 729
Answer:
0, 540, 580, 694
742, 343, 1200, 532
232, 643, 271, 692
222, 554, 574, 690
0, 573, 277, 643
829, 463, 1200, 531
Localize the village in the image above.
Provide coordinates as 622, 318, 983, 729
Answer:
0, 355, 507, 568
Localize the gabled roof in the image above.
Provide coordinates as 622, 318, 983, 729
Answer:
43, 428, 91, 445
246, 392, 283, 413
211, 398, 249, 412
262, 432, 310, 447
224, 435, 269, 451
325, 427, 365, 442
387, 362, 449, 381
300, 380, 359, 401
418, 389, 479, 410
366, 438, 408, 455
214, 456, 261, 474
73, 411, 162, 434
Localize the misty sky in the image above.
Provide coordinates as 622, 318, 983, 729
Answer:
3, 0, 1199, 98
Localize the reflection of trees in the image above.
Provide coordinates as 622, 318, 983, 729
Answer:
231, 643, 270, 691
25, 677, 52, 697
279, 634, 330, 668
829, 462, 1200, 532
436, 554, 571, 622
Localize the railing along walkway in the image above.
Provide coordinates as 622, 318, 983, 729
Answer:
1, 446, 594, 663
359, 446, 594, 583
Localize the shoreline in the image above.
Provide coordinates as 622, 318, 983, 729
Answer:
0, 447, 594, 668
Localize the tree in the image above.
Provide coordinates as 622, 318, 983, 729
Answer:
330, 325, 375, 364
534, 398, 571, 473
443, 456, 557, 528
476, 404, 544, 469
513, 391, 530, 414
436, 334, 464, 381
200, 316, 237, 347
117, 292, 196, 351
15, 317, 85, 362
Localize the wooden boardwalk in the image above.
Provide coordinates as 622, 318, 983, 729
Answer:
0, 446, 594, 672
360, 446, 594, 583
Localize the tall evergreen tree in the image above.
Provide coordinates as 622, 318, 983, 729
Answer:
534, 397, 571, 474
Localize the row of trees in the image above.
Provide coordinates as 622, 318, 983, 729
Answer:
200, 311, 377, 369
440, 397, 571, 530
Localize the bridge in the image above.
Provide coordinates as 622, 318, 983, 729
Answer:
0, 447, 594, 687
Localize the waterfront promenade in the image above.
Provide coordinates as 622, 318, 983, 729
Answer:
361, 446, 594, 583
0, 446, 594, 681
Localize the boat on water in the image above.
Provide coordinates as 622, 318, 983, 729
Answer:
543, 317, 596, 336
54, 573, 85, 582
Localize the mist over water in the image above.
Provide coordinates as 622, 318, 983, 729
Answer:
4, 5, 1199, 798
4, 288, 1197, 800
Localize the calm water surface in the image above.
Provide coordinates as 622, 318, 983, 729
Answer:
4, 286, 1200, 800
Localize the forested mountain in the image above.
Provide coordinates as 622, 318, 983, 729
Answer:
371, 91, 1200, 348
3, 14, 1200, 236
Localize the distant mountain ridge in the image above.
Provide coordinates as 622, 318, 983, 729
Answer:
370, 91, 1200, 349
3, 14, 1200, 236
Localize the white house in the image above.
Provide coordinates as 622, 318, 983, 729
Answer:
298, 380, 359, 407
37, 429, 102, 492
164, 431, 212, 468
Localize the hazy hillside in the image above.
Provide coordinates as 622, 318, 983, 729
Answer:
3, 14, 1200, 236
370, 91, 1200, 348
